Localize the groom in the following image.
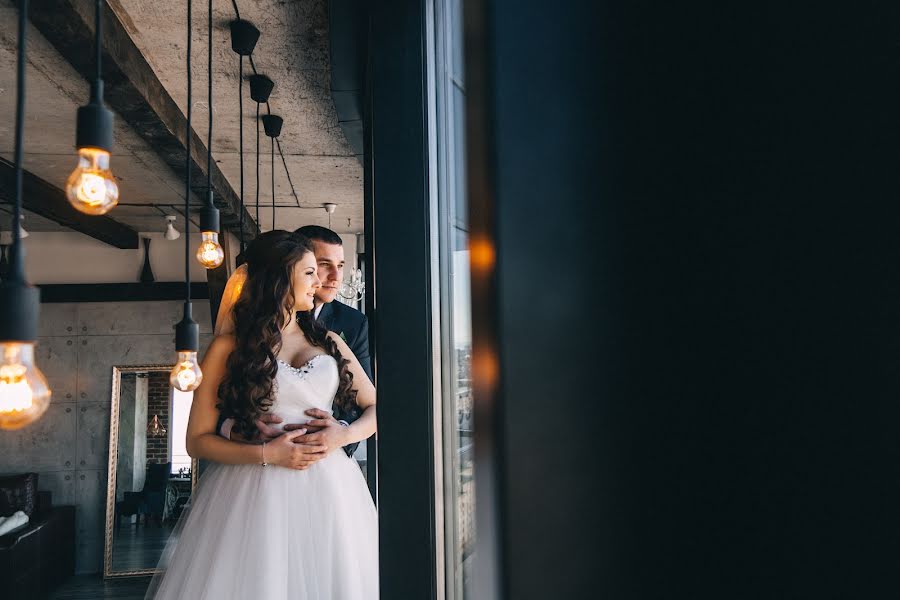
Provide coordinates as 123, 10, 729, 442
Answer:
218, 225, 372, 465
297, 225, 372, 382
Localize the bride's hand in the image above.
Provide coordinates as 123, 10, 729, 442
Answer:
265, 429, 327, 470
292, 409, 350, 456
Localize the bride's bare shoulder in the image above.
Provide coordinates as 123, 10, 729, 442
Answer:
325, 330, 349, 350
206, 334, 237, 357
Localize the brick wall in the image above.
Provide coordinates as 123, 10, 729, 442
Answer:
146, 372, 171, 465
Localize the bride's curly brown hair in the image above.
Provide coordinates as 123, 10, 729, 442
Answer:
217, 230, 358, 438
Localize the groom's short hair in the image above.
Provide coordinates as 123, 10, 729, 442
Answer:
295, 225, 343, 246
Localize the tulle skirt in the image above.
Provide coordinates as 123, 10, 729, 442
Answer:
146, 451, 378, 600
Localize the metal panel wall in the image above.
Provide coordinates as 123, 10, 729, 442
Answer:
370, 1, 439, 598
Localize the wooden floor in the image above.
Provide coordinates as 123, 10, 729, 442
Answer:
50, 575, 151, 600
111, 523, 175, 571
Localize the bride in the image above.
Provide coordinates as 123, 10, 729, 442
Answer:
147, 230, 378, 599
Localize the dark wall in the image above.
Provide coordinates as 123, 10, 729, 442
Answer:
467, 1, 900, 598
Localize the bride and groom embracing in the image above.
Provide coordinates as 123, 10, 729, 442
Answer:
147, 227, 378, 599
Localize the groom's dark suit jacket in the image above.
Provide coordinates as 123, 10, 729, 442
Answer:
316, 300, 371, 457
316, 300, 373, 382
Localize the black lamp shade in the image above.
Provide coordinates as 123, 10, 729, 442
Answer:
199, 198, 220, 233
0, 281, 39, 342
249, 75, 274, 103
76, 101, 114, 152
262, 114, 283, 138
175, 302, 199, 351
230, 20, 260, 56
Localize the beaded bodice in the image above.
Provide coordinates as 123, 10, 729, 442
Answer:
267, 354, 339, 430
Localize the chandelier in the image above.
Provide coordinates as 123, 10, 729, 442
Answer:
339, 268, 365, 302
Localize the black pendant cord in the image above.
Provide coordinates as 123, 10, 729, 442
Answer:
172, 0, 199, 361
10, 0, 26, 282
74, 0, 112, 162
231, 0, 302, 209
206, 0, 212, 196
271, 135, 275, 229
255, 101, 260, 224
184, 0, 192, 301
276, 138, 302, 208
238, 56, 245, 252
94, 0, 102, 83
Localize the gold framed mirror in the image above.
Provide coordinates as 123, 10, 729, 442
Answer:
103, 365, 198, 578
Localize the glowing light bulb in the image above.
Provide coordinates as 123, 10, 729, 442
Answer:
0, 343, 51, 431
65, 148, 119, 215
170, 351, 202, 392
196, 231, 225, 269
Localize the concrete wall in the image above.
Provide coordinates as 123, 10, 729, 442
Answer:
0, 300, 212, 574
19, 231, 210, 285
18, 230, 357, 285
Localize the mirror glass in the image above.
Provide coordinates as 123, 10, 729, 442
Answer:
104, 366, 197, 577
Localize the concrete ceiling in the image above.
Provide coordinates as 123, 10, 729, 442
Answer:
114, 0, 363, 233
0, 4, 191, 236
0, 0, 362, 242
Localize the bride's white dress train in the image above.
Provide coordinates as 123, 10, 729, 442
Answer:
147, 354, 378, 600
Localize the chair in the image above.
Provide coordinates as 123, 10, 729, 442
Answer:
115, 491, 144, 528
140, 462, 170, 527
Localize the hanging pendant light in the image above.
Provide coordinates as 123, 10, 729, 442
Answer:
65, 0, 119, 215
3, 216, 29, 243
229, 19, 259, 255
249, 75, 273, 234
164, 215, 181, 241
147, 414, 167, 437
171, 0, 201, 393
0, 0, 51, 430
196, 0, 223, 269
324, 203, 337, 229
262, 114, 282, 231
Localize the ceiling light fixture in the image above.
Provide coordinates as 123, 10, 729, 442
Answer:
196, 0, 223, 269
147, 414, 167, 437
164, 215, 180, 241
171, 0, 202, 393
65, 0, 119, 215
0, 215, 27, 245
0, 0, 51, 430
262, 114, 282, 231
249, 74, 273, 233
324, 202, 337, 229
229, 19, 259, 254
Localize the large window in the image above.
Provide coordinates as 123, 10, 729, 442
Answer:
431, 0, 473, 597
169, 389, 193, 475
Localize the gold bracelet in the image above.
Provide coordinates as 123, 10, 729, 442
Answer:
261, 442, 269, 467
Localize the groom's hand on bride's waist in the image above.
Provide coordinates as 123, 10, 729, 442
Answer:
252, 414, 307, 443
287, 409, 349, 458
247, 414, 284, 442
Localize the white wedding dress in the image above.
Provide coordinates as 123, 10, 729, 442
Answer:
147, 354, 378, 600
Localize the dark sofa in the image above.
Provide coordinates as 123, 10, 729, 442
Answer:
0, 473, 76, 600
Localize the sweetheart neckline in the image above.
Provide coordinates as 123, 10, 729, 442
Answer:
276, 354, 333, 376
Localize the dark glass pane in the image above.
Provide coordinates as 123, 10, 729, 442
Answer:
433, 0, 472, 596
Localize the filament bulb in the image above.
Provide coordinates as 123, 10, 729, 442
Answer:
65, 148, 119, 215
0, 343, 51, 430
170, 351, 203, 392
196, 231, 225, 269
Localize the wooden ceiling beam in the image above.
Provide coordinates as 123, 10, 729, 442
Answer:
0, 157, 138, 249
18, 0, 259, 241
